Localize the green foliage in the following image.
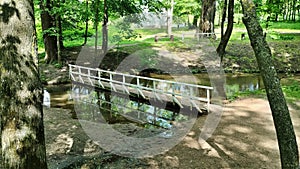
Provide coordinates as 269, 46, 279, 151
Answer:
53, 62, 63, 69
268, 31, 295, 40
136, 48, 158, 68
226, 88, 266, 101
175, 114, 188, 121
110, 16, 141, 43
282, 81, 300, 100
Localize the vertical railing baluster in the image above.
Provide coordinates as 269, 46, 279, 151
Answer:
207, 89, 210, 112
137, 77, 140, 97
69, 65, 72, 79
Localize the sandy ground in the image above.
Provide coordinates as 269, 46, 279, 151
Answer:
44, 98, 300, 168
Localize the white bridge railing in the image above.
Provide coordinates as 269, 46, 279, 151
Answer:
181, 32, 220, 41
69, 64, 213, 112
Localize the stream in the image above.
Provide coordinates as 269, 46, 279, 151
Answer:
44, 73, 299, 129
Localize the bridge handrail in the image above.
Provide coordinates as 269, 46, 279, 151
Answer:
69, 64, 213, 90
69, 64, 213, 112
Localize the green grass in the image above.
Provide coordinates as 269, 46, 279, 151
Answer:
226, 80, 300, 102
135, 27, 190, 36
282, 80, 300, 101
267, 21, 300, 30
226, 89, 266, 101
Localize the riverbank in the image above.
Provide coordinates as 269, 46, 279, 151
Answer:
39, 39, 300, 85
44, 98, 300, 168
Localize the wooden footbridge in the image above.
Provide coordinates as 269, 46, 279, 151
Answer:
69, 64, 213, 113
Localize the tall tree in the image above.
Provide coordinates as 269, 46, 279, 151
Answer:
240, 0, 299, 168
84, 0, 89, 45
166, 0, 174, 36
199, 0, 216, 33
0, 0, 48, 168
102, 0, 108, 53
216, 0, 234, 61
40, 0, 58, 63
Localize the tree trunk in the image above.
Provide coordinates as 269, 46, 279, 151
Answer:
217, 0, 234, 61
56, 0, 62, 64
199, 0, 216, 33
40, 0, 58, 63
192, 15, 199, 27
84, 0, 89, 45
102, 0, 108, 54
220, 0, 228, 36
56, 16, 61, 64
167, 0, 174, 36
0, 0, 48, 168
240, 0, 299, 168
58, 13, 64, 49
94, 0, 99, 57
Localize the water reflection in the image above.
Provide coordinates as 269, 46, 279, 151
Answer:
71, 85, 192, 131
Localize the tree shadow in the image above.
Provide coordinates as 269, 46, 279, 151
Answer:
138, 98, 293, 168
0, 1, 20, 24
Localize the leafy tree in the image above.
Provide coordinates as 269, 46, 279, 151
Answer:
173, 0, 201, 28
240, 0, 299, 168
0, 0, 47, 168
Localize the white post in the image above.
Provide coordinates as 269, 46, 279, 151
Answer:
207, 89, 210, 112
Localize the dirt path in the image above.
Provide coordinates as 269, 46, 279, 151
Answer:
143, 98, 299, 169
44, 98, 300, 168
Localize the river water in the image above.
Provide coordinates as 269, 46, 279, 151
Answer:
45, 73, 300, 109
44, 73, 299, 129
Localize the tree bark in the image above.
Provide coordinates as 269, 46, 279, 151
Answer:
167, 0, 174, 36
94, 0, 99, 57
40, 0, 58, 63
192, 15, 199, 28
0, 0, 48, 168
217, 0, 234, 62
240, 0, 299, 168
84, 0, 89, 45
199, 0, 216, 33
58, 12, 64, 49
102, 0, 108, 53
55, 0, 62, 64
220, 0, 228, 36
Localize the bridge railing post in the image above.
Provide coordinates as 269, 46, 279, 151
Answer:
78, 66, 84, 83
69, 64, 72, 80
207, 89, 210, 112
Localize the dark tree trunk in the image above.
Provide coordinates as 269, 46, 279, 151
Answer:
220, 0, 228, 36
59, 0, 65, 49
55, 0, 62, 64
58, 14, 64, 49
0, 0, 48, 168
102, 0, 108, 53
84, 0, 89, 45
192, 15, 199, 27
94, 0, 99, 55
240, 0, 299, 168
40, 0, 58, 63
199, 0, 216, 33
217, 0, 234, 62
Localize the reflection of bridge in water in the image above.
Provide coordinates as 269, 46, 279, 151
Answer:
72, 86, 196, 129
69, 64, 214, 114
